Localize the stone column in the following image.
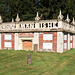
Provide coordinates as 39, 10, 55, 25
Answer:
57, 32, 64, 53
14, 33, 19, 50
68, 33, 70, 50
73, 35, 75, 48
33, 33, 39, 52
0, 33, 1, 49
19, 39, 22, 50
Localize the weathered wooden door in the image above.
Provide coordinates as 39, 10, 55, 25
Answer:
22, 40, 32, 51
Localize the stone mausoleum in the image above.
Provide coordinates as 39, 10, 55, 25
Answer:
0, 10, 75, 53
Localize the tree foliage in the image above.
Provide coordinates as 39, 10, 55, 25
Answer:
0, 0, 75, 22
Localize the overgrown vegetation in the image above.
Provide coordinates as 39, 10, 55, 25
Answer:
0, 0, 75, 22
0, 49, 75, 75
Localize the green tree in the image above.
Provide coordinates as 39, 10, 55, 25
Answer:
0, 0, 75, 22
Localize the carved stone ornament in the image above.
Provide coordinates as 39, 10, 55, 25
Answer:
65, 14, 70, 23
57, 10, 64, 20
15, 14, 20, 22
35, 12, 40, 21
0, 15, 3, 23
71, 17, 75, 25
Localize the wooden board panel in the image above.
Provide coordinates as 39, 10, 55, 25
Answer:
22, 40, 32, 50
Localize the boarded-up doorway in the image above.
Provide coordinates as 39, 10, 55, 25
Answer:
22, 40, 32, 51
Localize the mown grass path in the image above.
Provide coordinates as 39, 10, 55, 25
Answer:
0, 49, 75, 75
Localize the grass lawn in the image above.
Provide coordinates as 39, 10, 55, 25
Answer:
0, 49, 75, 75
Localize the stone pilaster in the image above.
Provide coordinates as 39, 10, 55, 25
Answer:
73, 35, 75, 48
0, 33, 1, 49
19, 39, 22, 50
33, 33, 39, 51
14, 33, 19, 50
68, 33, 70, 50
57, 32, 64, 53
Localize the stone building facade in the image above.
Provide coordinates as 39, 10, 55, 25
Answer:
0, 10, 75, 53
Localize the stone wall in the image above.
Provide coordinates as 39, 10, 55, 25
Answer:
63, 33, 68, 52
1, 33, 14, 50
0, 32, 75, 53
39, 32, 57, 52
